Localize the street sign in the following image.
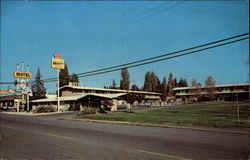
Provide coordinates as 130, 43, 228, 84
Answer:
20, 80, 27, 89
14, 72, 32, 79
53, 53, 62, 59
51, 58, 65, 69
22, 99, 26, 104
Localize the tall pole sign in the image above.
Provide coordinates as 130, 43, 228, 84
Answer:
51, 53, 65, 112
14, 62, 32, 112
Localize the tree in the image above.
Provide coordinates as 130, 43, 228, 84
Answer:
109, 79, 117, 89
191, 79, 198, 86
70, 73, 79, 83
167, 73, 175, 96
143, 72, 152, 92
190, 79, 202, 101
151, 72, 160, 92
59, 63, 70, 87
205, 76, 216, 101
131, 84, 140, 91
161, 77, 168, 101
125, 93, 145, 111
120, 68, 130, 90
178, 78, 188, 87
31, 68, 46, 99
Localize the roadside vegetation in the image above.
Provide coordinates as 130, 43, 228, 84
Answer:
76, 102, 249, 128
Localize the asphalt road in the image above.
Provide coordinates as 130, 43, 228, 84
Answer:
0, 112, 249, 160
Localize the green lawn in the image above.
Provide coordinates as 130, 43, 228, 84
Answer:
76, 102, 249, 128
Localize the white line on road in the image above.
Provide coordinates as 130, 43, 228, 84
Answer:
45, 133, 73, 140
138, 149, 192, 160
2, 125, 18, 130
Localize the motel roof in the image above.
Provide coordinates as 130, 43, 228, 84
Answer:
31, 93, 127, 103
59, 85, 161, 95
173, 82, 250, 91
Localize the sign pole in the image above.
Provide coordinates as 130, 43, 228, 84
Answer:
51, 53, 64, 112
57, 68, 60, 112
27, 65, 29, 112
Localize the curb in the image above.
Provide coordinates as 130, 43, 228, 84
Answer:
60, 117, 249, 135
0, 111, 76, 116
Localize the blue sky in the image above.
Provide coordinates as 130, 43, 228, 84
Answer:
1, 1, 249, 93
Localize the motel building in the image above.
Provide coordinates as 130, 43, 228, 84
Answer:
173, 82, 249, 101
1, 82, 249, 112
30, 82, 162, 112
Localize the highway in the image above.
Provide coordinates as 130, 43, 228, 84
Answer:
0, 112, 249, 160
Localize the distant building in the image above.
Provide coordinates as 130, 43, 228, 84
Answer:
0, 94, 22, 110
173, 82, 249, 101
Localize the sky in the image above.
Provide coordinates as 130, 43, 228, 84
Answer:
1, 1, 249, 93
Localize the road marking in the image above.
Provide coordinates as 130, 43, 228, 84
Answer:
2, 125, 18, 130
45, 133, 73, 140
137, 150, 192, 160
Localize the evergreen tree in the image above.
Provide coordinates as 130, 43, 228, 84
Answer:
131, 84, 140, 91
151, 72, 160, 92
143, 72, 152, 92
70, 73, 79, 83
59, 63, 69, 87
178, 78, 188, 87
120, 68, 130, 90
161, 76, 168, 100
174, 78, 177, 88
31, 68, 46, 99
111, 79, 117, 89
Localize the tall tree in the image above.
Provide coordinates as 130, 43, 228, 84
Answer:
120, 68, 130, 90
31, 68, 46, 99
143, 72, 152, 92
70, 73, 79, 83
151, 72, 160, 92
205, 76, 216, 101
59, 63, 69, 87
161, 76, 168, 100
174, 78, 177, 88
167, 73, 175, 96
111, 79, 117, 89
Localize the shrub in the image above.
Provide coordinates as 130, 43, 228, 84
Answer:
77, 107, 105, 116
32, 105, 56, 113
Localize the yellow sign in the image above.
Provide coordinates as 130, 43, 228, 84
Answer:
22, 99, 26, 104
51, 58, 65, 69
14, 72, 32, 79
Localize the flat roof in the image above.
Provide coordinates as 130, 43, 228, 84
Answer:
60, 85, 161, 95
173, 82, 249, 91
31, 93, 127, 103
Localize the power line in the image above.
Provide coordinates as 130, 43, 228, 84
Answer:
42, 33, 249, 82
1, 33, 248, 85
43, 35, 249, 83
113, 1, 173, 28
124, 1, 185, 27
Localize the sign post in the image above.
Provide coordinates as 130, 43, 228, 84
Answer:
14, 62, 32, 112
51, 53, 65, 112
